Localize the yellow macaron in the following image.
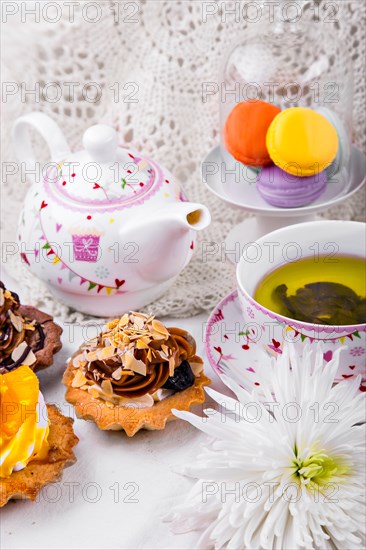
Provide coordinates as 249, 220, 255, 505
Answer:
266, 107, 339, 177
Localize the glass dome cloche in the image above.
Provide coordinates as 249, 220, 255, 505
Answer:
220, 0, 354, 151
203, 0, 365, 252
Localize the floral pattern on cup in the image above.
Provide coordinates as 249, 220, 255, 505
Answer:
246, 306, 255, 319
238, 288, 365, 383
206, 290, 366, 394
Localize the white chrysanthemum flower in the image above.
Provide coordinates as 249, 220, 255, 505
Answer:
168, 344, 366, 550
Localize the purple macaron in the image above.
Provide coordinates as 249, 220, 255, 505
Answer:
256, 165, 327, 208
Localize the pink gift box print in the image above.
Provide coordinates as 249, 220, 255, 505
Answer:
72, 234, 101, 262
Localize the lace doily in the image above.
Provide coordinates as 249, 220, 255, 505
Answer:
1, 0, 365, 321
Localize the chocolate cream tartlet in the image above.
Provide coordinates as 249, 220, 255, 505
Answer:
0, 281, 62, 373
64, 312, 211, 436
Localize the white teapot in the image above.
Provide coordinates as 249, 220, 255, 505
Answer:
13, 112, 210, 316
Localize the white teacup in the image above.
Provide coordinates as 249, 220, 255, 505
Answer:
237, 220, 365, 383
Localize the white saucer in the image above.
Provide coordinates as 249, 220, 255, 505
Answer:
205, 290, 277, 393
205, 290, 366, 394
202, 145, 366, 257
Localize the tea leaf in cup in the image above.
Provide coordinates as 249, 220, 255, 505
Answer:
273, 282, 365, 325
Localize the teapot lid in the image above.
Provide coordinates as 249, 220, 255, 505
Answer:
51, 125, 155, 205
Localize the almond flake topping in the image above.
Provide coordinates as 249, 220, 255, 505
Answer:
86, 350, 98, 362
123, 350, 147, 376
169, 356, 175, 376
151, 332, 166, 341
136, 338, 149, 349
23, 323, 36, 331
97, 345, 116, 360
72, 369, 88, 388
88, 387, 100, 399
9, 310, 24, 333
134, 316, 145, 330
111, 367, 123, 380
11, 341, 36, 366
76, 313, 185, 400
86, 337, 99, 347
118, 313, 130, 327
72, 354, 86, 369
101, 379, 113, 395
151, 319, 170, 337
4, 290, 14, 301
106, 319, 119, 330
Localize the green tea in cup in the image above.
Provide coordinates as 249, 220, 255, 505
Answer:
254, 255, 366, 326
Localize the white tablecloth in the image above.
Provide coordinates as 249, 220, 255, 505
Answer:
1, 270, 229, 550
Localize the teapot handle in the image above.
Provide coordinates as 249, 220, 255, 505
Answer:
12, 111, 71, 185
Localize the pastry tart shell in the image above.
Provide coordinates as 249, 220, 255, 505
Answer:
63, 355, 211, 437
0, 405, 78, 507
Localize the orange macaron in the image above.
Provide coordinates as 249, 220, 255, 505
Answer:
224, 100, 281, 167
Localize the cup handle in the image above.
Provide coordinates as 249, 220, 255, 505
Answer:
12, 111, 71, 185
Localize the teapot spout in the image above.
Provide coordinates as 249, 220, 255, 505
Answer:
166, 202, 211, 232
121, 202, 210, 285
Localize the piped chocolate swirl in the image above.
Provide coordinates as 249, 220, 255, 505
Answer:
0, 281, 62, 373
71, 313, 204, 400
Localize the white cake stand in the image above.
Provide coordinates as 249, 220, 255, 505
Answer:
202, 145, 366, 262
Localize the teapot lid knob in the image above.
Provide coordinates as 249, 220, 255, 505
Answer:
83, 124, 118, 164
